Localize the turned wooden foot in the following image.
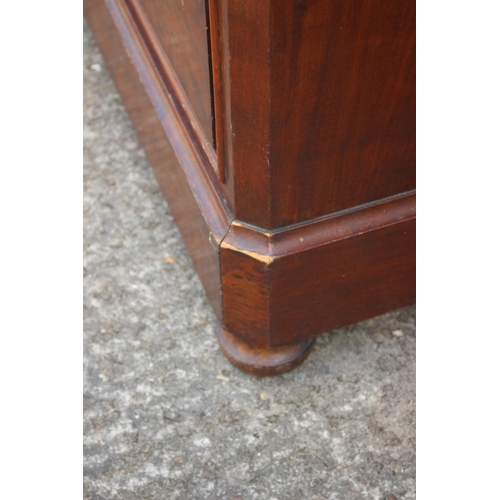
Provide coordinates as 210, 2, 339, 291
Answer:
216, 325, 315, 377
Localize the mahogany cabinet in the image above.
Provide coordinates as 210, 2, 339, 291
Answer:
84, 0, 416, 376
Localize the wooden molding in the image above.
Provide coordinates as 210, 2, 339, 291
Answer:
220, 193, 416, 348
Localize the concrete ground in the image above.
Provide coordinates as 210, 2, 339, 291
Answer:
83, 20, 416, 500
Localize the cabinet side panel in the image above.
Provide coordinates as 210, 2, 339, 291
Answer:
85, 0, 223, 320
268, 0, 415, 227
136, 0, 214, 145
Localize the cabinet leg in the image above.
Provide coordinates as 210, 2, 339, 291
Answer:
216, 325, 315, 377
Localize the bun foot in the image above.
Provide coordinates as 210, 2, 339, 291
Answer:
216, 326, 315, 377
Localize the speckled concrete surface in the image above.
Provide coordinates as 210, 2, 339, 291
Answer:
83, 19, 416, 500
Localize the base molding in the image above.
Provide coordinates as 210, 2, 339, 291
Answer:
220, 194, 416, 348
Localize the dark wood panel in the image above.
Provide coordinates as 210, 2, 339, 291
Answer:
226, 0, 415, 229
269, 0, 416, 227
135, 0, 214, 145
207, 0, 234, 191
85, 0, 231, 321
224, 0, 272, 227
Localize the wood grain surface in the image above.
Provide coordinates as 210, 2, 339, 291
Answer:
224, 0, 415, 229
134, 0, 214, 145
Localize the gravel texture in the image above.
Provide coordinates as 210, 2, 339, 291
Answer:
83, 19, 416, 500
